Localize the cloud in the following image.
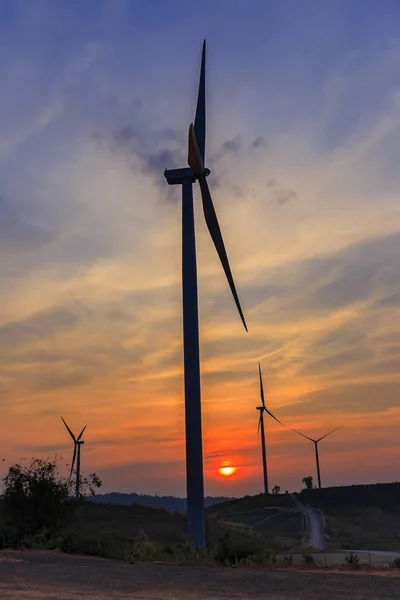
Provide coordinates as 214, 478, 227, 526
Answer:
222, 136, 242, 155
0, 194, 56, 255
2, 3, 400, 497
251, 136, 266, 149
64, 42, 111, 82
0, 98, 63, 160
109, 124, 183, 188
265, 179, 297, 206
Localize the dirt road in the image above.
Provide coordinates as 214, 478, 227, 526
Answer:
290, 493, 325, 550
1, 550, 400, 599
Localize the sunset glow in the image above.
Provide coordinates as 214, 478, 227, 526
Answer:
1, 2, 400, 501
219, 466, 237, 477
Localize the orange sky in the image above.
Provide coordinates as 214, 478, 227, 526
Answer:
1, 5, 400, 497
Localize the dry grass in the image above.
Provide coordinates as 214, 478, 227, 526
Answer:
324, 506, 400, 551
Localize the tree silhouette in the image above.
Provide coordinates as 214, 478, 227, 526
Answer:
302, 476, 314, 490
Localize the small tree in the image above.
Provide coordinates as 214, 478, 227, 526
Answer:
72, 471, 102, 497
272, 485, 281, 495
1, 457, 102, 540
302, 476, 314, 490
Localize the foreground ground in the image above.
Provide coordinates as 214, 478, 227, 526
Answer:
1, 550, 399, 600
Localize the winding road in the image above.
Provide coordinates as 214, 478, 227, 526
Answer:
290, 493, 325, 550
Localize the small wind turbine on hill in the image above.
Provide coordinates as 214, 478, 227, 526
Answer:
257, 363, 284, 494
293, 427, 341, 489
164, 41, 247, 547
61, 417, 86, 499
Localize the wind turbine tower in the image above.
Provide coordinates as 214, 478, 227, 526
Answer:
257, 363, 284, 494
61, 417, 86, 499
293, 427, 341, 489
164, 41, 247, 547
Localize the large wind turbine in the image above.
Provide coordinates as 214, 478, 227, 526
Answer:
257, 363, 284, 494
61, 417, 86, 499
293, 427, 341, 489
164, 41, 247, 547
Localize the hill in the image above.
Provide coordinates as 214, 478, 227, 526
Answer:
207, 483, 400, 552
296, 482, 400, 551
298, 482, 400, 507
90, 493, 235, 512
206, 493, 304, 551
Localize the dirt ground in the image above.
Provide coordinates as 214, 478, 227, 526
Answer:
1, 550, 400, 600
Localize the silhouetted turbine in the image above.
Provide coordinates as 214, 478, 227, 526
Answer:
257, 363, 285, 494
292, 427, 341, 489
164, 41, 247, 547
61, 417, 86, 499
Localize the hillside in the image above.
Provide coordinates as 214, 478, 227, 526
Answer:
298, 482, 400, 507
296, 482, 400, 551
207, 483, 400, 552
90, 493, 235, 512
207, 493, 304, 551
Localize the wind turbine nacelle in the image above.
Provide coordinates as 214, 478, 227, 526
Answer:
256, 406, 264, 411
164, 167, 196, 185
164, 167, 210, 185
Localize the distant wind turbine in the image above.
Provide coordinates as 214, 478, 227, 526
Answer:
257, 363, 285, 495
293, 427, 341, 489
163, 41, 247, 547
61, 417, 86, 499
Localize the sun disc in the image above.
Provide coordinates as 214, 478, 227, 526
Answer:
219, 466, 236, 477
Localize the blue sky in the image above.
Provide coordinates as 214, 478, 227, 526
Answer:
1, 0, 400, 496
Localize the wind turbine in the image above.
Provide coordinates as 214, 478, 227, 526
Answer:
164, 41, 247, 547
61, 417, 86, 499
293, 427, 341, 489
257, 363, 284, 494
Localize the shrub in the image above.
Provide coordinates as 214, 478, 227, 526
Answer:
302, 553, 315, 566
0, 457, 102, 545
210, 534, 267, 566
269, 549, 278, 565
1, 459, 70, 538
128, 529, 156, 562
283, 555, 293, 566
345, 552, 360, 568
391, 555, 400, 569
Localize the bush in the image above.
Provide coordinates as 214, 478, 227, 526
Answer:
269, 548, 278, 565
302, 553, 315, 566
1, 459, 70, 538
128, 529, 156, 562
283, 555, 293, 566
0, 457, 102, 545
391, 555, 400, 569
345, 552, 360, 568
58, 530, 156, 563
209, 533, 267, 565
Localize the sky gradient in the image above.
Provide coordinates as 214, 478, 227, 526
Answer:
1, 0, 400, 496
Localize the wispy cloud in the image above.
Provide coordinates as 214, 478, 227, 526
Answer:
1, 1, 400, 496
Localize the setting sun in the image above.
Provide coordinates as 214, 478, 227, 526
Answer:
219, 466, 237, 477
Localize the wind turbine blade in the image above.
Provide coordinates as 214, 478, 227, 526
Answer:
317, 427, 342, 442
197, 174, 248, 331
188, 123, 204, 174
257, 413, 262, 433
69, 444, 77, 482
77, 425, 86, 442
292, 428, 315, 442
194, 40, 206, 166
265, 407, 285, 427
258, 363, 266, 408
61, 416, 76, 442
